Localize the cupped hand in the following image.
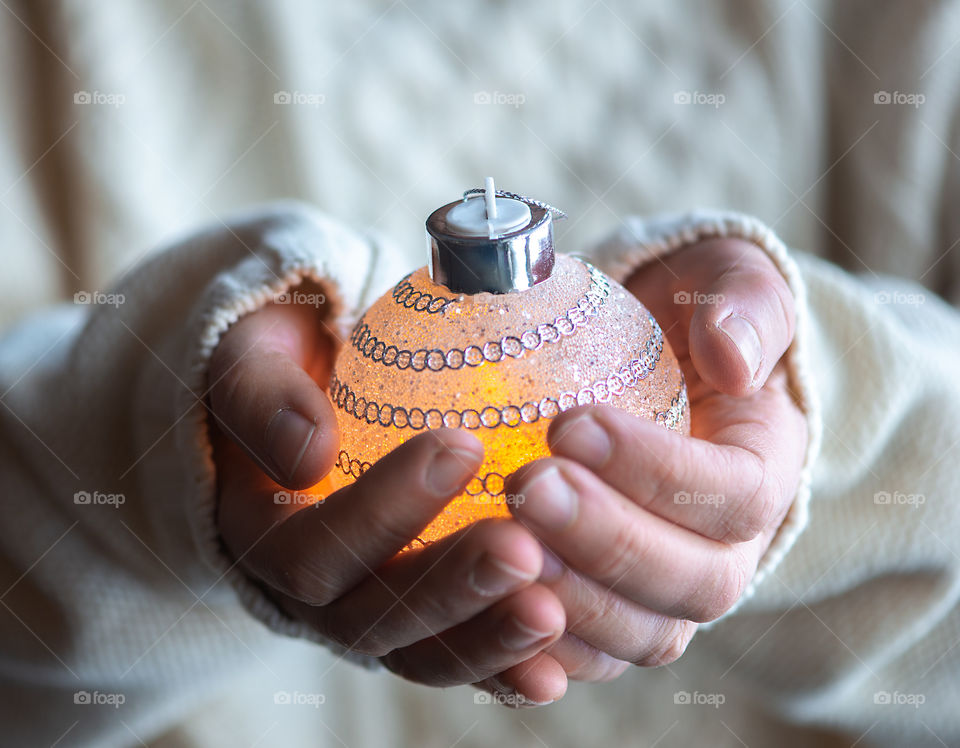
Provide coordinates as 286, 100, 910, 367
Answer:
496, 238, 807, 688
207, 289, 566, 701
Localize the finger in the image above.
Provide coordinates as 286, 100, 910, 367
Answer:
626, 238, 795, 396
219, 427, 483, 605
539, 548, 697, 667
546, 386, 805, 543
686, 239, 795, 395
209, 296, 339, 489
381, 584, 565, 688
478, 652, 569, 707
506, 457, 765, 623
283, 519, 543, 656
544, 634, 630, 682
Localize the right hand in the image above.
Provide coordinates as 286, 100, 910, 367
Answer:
208, 287, 566, 702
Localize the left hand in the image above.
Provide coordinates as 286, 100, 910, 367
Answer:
486, 238, 807, 700
209, 294, 564, 699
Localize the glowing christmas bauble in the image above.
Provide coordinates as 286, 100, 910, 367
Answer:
326, 185, 689, 548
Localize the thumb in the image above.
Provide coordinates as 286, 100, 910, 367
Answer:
208, 294, 339, 489
688, 242, 795, 396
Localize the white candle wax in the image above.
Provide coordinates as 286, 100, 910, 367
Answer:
445, 177, 531, 238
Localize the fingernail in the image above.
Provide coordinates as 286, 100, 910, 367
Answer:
469, 554, 535, 597
427, 448, 480, 496
516, 695, 555, 707
499, 615, 555, 651
550, 413, 611, 468
719, 313, 763, 382
539, 547, 564, 582
265, 408, 317, 482
515, 466, 577, 531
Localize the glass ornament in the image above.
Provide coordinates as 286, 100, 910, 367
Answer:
325, 182, 690, 548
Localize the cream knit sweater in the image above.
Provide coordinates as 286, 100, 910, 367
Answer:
1, 2, 958, 747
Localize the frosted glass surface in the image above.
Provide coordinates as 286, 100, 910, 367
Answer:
323, 254, 689, 548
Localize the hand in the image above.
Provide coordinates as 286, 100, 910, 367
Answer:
207, 287, 565, 699
497, 238, 807, 687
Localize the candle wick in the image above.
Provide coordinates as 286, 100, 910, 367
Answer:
484, 176, 497, 220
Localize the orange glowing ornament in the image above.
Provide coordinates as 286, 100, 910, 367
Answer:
326, 179, 689, 549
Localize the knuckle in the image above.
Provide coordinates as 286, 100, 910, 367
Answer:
565, 649, 626, 683
277, 556, 340, 606
718, 451, 774, 544
414, 577, 473, 624
365, 515, 410, 551
331, 622, 393, 658
645, 454, 680, 511
752, 477, 784, 540
318, 600, 394, 658
748, 454, 782, 533
569, 584, 616, 632
597, 658, 631, 683
211, 348, 286, 435
348, 488, 418, 550
634, 619, 696, 667
273, 518, 341, 605
379, 648, 411, 679
697, 548, 750, 623
564, 656, 603, 682
717, 559, 748, 619
354, 640, 393, 658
